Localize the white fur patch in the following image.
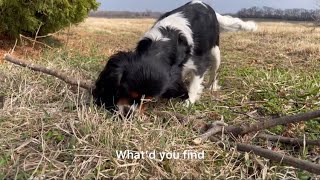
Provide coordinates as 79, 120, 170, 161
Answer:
211, 46, 221, 74
142, 28, 170, 42
191, 0, 207, 8
144, 12, 194, 47
187, 75, 204, 104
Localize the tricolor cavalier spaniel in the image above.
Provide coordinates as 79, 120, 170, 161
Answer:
92, 1, 257, 113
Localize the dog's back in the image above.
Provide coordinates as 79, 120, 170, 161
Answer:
146, 1, 219, 57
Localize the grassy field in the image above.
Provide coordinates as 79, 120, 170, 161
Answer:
0, 18, 320, 179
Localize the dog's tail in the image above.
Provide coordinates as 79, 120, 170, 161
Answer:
216, 13, 258, 32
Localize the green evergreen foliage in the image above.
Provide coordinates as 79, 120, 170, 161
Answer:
0, 0, 100, 37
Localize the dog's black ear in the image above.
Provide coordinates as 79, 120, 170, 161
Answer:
92, 51, 133, 110
178, 34, 188, 47
136, 38, 152, 55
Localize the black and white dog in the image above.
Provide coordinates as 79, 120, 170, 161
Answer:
92, 0, 257, 112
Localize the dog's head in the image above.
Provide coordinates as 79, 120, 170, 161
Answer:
92, 51, 170, 113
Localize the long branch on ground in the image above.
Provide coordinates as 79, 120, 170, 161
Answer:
236, 143, 320, 175
3, 54, 94, 90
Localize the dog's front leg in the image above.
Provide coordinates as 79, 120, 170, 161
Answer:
184, 75, 204, 106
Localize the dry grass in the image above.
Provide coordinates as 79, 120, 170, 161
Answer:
0, 18, 320, 179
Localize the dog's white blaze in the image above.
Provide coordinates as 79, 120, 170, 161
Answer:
190, 0, 207, 8
188, 75, 204, 103
144, 12, 194, 47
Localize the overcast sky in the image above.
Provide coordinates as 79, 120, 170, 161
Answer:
97, 0, 318, 13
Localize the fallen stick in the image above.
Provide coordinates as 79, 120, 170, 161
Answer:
3, 54, 94, 91
225, 110, 320, 137
257, 133, 320, 146
193, 126, 223, 145
236, 143, 320, 175
194, 110, 320, 143
193, 121, 228, 145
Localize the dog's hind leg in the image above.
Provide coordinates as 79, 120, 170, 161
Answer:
207, 46, 221, 91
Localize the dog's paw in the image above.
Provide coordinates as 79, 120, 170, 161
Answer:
209, 81, 221, 91
183, 99, 194, 108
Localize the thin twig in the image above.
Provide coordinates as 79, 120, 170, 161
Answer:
257, 133, 320, 146
10, 39, 18, 54
35, 28, 64, 39
236, 143, 320, 175
19, 34, 53, 49
3, 54, 94, 91
33, 23, 43, 48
